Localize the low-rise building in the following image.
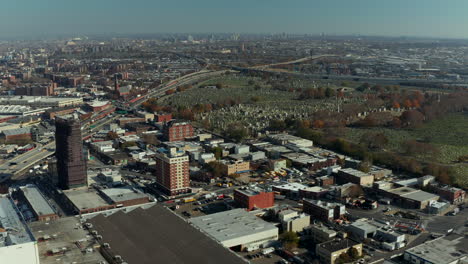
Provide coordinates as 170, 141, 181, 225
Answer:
278, 210, 310, 232
302, 199, 345, 222
0, 195, 40, 264
316, 239, 362, 264
377, 186, 440, 209
272, 182, 309, 198
18, 185, 58, 222
61, 188, 116, 215
403, 234, 467, 264
432, 185, 466, 204
220, 160, 250, 175
234, 188, 275, 211
99, 187, 151, 207
337, 168, 374, 186
304, 224, 337, 243
190, 209, 278, 252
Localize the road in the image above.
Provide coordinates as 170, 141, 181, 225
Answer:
0, 113, 121, 183
250, 54, 337, 70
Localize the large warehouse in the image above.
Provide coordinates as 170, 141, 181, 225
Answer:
190, 208, 279, 251
0, 195, 40, 264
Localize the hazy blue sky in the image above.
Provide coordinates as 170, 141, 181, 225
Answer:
1, 0, 467, 39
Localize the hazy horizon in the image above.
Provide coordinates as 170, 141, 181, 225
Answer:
2, 0, 468, 40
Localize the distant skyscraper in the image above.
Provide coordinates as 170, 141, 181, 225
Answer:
55, 115, 87, 190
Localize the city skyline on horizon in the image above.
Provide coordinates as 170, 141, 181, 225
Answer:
2, 0, 468, 40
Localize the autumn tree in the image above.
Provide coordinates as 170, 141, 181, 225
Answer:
400, 110, 424, 127
312, 120, 325, 128
360, 132, 388, 150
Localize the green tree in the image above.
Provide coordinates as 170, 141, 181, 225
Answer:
325, 87, 335, 97
357, 161, 372, 173
349, 247, 361, 260
211, 147, 223, 160
280, 231, 299, 249
269, 119, 286, 131
226, 123, 249, 142
205, 161, 225, 178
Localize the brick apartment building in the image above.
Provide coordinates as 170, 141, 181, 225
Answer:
154, 148, 190, 196
234, 189, 274, 211
15, 84, 55, 96
163, 120, 194, 142
155, 112, 173, 123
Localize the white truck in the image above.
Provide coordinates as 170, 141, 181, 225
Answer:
261, 247, 275, 255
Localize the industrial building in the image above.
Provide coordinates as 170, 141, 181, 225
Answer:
376, 185, 440, 209
0, 127, 32, 143
302, 199, 346, 222
87, 205, 245, 264
0, 96, 83, 108
154, 148, 190, 196
0, 105, 49, 116
403, 234, 468, 264
234, 188, 275, 211
267, 133, 313, 147
18, 185, 59, 222
28, 217, 107, 264
337, 168, 375, 186
62, 188, 115, 215
99, 186, 151, 207
0, 195, 40, 264
55, 115, 87, 189
190, 208, 279, 251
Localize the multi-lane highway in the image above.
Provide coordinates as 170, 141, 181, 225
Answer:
0, 67, 232, 183
0, 113, 121, 183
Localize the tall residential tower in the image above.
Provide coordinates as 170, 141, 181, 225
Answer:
154, 148, 190, 196
55, 115, 87, 189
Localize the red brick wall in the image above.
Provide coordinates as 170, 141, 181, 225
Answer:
234, 190, 274, 211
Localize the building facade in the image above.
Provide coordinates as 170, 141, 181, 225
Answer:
221, 160, 250, 175
163, 120, 194, 142
234, 189, 274, 211
303, 199, 345, 222
55, 116, 87, 189
154, 148, 190, 196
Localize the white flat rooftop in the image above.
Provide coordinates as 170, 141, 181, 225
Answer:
190, 209, 278, 245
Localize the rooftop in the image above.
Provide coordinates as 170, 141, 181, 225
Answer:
318, 238, 360, 252
405, 234, 468, 264
339, 168, 373, 178
100, 187, 149, 203
28, 217, 107, 264
303, 199, 344, 210
400, 190, 439, 202
189, 208, 278, 244
273, 182, 309, 192
20, 184, 56, 217
87, 205, 245, 264
63, 188, 110, 211
0, 196, 35, 247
